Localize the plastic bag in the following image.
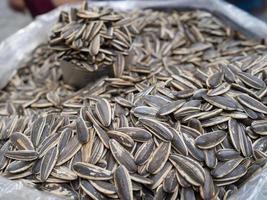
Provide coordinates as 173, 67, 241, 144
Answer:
0, 177, 63, 200
0, 0, 267, 199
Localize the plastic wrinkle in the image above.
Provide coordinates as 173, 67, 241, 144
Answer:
0, 0, 267, 199
0, 177, 63, 200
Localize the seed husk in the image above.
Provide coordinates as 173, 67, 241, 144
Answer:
169, 127, 188, 156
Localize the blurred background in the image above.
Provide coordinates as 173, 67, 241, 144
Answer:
1, 0, 267, 42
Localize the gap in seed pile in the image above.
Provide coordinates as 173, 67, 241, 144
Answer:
1, 1, 267, 200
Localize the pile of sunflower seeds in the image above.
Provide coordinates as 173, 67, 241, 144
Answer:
1, 3, 267, 200
50, 3, 136, 77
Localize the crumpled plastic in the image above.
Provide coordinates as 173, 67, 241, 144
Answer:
0, 177, 63, 200
0, 0, 267, 199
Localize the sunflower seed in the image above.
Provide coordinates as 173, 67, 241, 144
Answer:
139, 117, 173, 141
170, 154, 205, 186
146, 142, 171, 174
40, 146, 59, 182
95, 99, 112, 127
80, 180, 108, 200
76, 117, 90, 144
10, 132, 34, 150
195, 130, 227, 149
109, 139, 137, 172
73, 162, 112, 180
114, 165, 133, 200
211, 158, 243, 178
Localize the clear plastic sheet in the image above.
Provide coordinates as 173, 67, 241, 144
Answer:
0, 0, 267, 199
0, 177, 63, 200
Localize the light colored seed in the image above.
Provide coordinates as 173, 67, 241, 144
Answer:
132, 106, 158, 118
89, 34, 100, 56
113, 54, 125, 78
